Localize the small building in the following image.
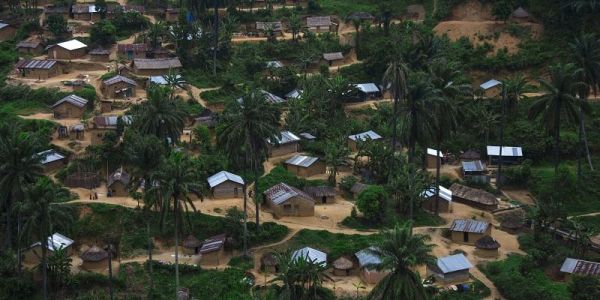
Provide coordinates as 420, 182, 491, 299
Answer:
355, 247, 387, 284
479, 79, 502, 98
89, 48, 111, 62
426, 148, 444, 169
268, 131, 301, 157
347, 12, 375, 22
292, 247, 327, 266
80, 246, 109, 270
16, 40, 44, 55
0, 23, 16, 41
449, 219, 491, 245
132, 58, 182, 76
102, 75, 137, 98
303, 186, 336, 204
285, 155, 325, 177
355, 83, 381, 100
332, 256, 354, 276
194, 109, 216, 128
449, 183, 498, 211
107, 167, 130, 197
165, 8, 180, 22
461, 160, 488, 183
261, 252, 279, 273
199, 234, 226, 265
306, 16, 336, 32
348, 130, 382, 152
264, 183, 315, 217
43, 5, 70, 20
256, 21, 283, 36
182, 235, 201, 255
118, 43, 148, 60
37, 149, 66, 172
23, 233, 74, 264
47, 39, 87, 60
148, 47, 171, 59
52, 94, 88, 119
351, 182, 368, 199
237, 89, 286, 105
207, 171, 244, 199
460, 150, 481, 161
323, 52, 344, 66
16, 59, 60, 79
486, 145, 523, 165
510, 7, 531, 22
285, 89, 303, 100
90, 115, 132, 145
427, 254, 473, 284
71, 4, 99, 21
560, 258, 600, 280
474, 235, 500, 258
421, 185, 452, 213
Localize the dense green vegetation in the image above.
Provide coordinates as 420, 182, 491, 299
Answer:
287, 229, 380, 260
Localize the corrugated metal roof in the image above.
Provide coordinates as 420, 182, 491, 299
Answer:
37, 149, 65, 165
307, 16, 332, 27
16, 40, 41, 48
427, 148, 444, 157
118, 43, 148, 53
560, 258, 600, 276
286, 89, 303, 99
323, 52, 344, 61
285, 155, 319, 167
348, 130, 382, 142
264, 183, 314, 205
103, 75, 137, 86
89, 48, 110, 55
57, 39, 87, 51
292, 247, 327, 266
107, 167, 130, 187
479, 79, 501, 90
207, 171, 244, 188
462, 160, 485, 172
266, 60, 283, 68
355, 83, 380, 93
53, 94, 88, 108
270, 131, 301, 145
72, 4, 97, 13
199, 234, 226, 254
17, 59, 57, 70
450, 219, 490, 233
299, 132, 316, 140
30, 232, 73, 251
436, 254, 473, 273
133, 58, 182, 70
486, 146, 523, 157
93, 115, 132, 128
421, 186, 452, 202
512, 7, 529, 18
148, 74, 183, 85
355, 247, 382, 268
0, 23, 11, 30
256, 21, 283, 31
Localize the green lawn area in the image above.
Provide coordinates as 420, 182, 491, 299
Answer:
341, 210, 445, 231
0, 101, 49, 115
572, 215, 600, 234
285, 229, 380, 260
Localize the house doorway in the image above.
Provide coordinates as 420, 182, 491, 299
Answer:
463, 232, 469, 242
234, 188, 239, 197
321, 196, 327, 204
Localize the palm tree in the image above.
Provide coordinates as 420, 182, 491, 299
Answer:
382, 60, 409, 152
149, 152, 199, 298
529, 63, 587, 172
473, 104, 500, 146
367, 222, 434, 300
388, 160, 428, 221
377, 1, 394, 36
570, 34, 600, 176
147, 21, 166, 49
431, 97, 457, 216
131, 85, 186, 143
289, 13, 302, 42
270, 250, 332, 299
218, 88, 280, 230
324, 138, 350, 185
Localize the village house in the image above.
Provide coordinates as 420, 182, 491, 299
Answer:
194, 108, 216, 128
306, 16, 336, 32
148, 46, 171, 59
23, 233, 74, 264
449, 183, 499, 211
355, 247, 387, 284
89, 48, 111, 62
268, 131, 301, 157
332, 256, 354, 276
43, 4, 70, 20
0, 23, 16, 41
80, 246, 109, 271
427, 254, 473, 284
199, 234, 226, 265
449, 219, 492, 245
132, 58, 182, 76
52, 94, 88, 119
421, 185, 452, 213
264, 182, 315, 217
323, 52, 344, 67
351, 182, 368, 199
461, 160, 488, 183
182, 235, 201, 255
207, 171, 245, 199
16, 40, 44, 55
118, 43, 148, 60
560, 258, 600, 280
486, 145, 523, 165
101, 75, 138, 98
348, 130, 382, 152
474, 235, 501, 257
479, 79, 502, 98
347, 12, 375, 23
292, 247, 327, 267
165, 8, 180, 22
255, 21, 283, 36
284, 155, 325, 177
355, 83, 382, 100
107, 167, 130, 197
37, 149, 66, 172
16, 59, 60, 79
303, 186, 336, 204
71, 4, 99, 21
426, 148, 444, 169
47, 39, 87, 60
90, 115, 132, 145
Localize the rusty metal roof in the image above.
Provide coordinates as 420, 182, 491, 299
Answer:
17, 59, 57, 69
118, 43, 148, 53
53, 94, 88, 108
561, 258, 600, 276
264, 183, 314, 205
133, 58, 182, 70
323, 52, 344, 61
103, 75, 137, 86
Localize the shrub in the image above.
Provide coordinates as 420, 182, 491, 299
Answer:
569, 275, 600, 300
339, 175, 358, 193
355, 185, 387, 222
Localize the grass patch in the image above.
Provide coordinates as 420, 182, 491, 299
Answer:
200, 86, 242, 105
286, 229, 380, 260
434, 277, 491, 300
341, 210, 445, 230
0, 100, 49, 115
571, 215, 600, 234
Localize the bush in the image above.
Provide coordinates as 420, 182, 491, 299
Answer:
355, 185, 387, 222
569, 275, 600, 300
90, 20, 117, 47
228, 255, 254, 270
339, 175, 357, 194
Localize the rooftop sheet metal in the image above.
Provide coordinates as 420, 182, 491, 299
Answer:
256, 21, 283, 31
16, 40, 41, 48
148, 74, 183, 85
355, 83, 380, 93
450, 219, 490, 233
207, 171, 244, 188
266, 60, 284, 68
462, 160, 485, 172
323, 52, 344, 61
107, 167, 130, 187
560, 258, 600, 276
17, 59, 57, 69
436, 254, 473, 273
264, 182, 313, 205
286, 89, 303, 99
355, 247, 382, 268
133, 58, 182, 70
199, 234, 226, 254
479, 79, 501, 90
271, 131, 301, 145
0, 23, 10, 30
427, 148, 444, 157
349, 130, 382, 142
486, 146, 523, 157
299, 132, 316, 140
89, 48, 110, 55
53, 94, 88, 108
103, 75, 137, 86
285, 155, 319, 167
57, 39, 87, 51
37, 149, 65, 164
71, 4, 97, 13
307, 16, 332, 27
31, 233, 74, 251
512, 7, 530, 18
292, 247, 327, 266
118, 43, 148, 53
93, 115, 132, 127
421, 186, 452, 202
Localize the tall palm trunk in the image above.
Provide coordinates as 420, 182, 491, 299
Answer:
434, 147, 441, 216
212, 0, 219, 76
41, 226, 48, 300
174, 196, 180, 298
17, 211, 22, 273
497, 89, 507, 189
146, 220, 154, 293
554, 103, 561, 173
242, 184, 248, 256
254, 168, 260, 232
4, 196, 12, 250
390, 94, 400, 152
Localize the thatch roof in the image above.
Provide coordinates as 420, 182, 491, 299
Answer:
80, 245, 109, 262
183, 235, 201, 248
512, 7, 530, 18
332, 257, 354, 270
449, 183, 498, 206
501, 218, 523, 230
303, 186, 336, 198
475, 235, 500, 250
261, 252, 278, 266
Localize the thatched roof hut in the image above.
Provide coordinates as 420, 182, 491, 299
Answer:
475, 235, 500, 250
81, 246, 109, 262
261, 252, 279, 273
183, 235, 201, 249
449, 183, 499, 211
501, 218, 523, 233
332, 256, 354, 276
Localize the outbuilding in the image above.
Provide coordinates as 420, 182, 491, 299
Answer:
486, 145, 523, 165
37, 149, 66, 172
72, 4, 99, 21
268, 131, 301, 157
16, 40, 44, 55
107, 167, 130, 197
303, 186, 336, 204
461, 160, 488, 183
194, 108, 216, 128
52, 94, 88, 119
0, 23, 16, 41
355, 247, 387, 284
199, 234, 226, 265
510, 7, 531, 22
207, 171, 245, 199
89, 48, 111, 62
323, 52, 344, 66
427, 254, 473, 284
285, 155, 325, 177
474, 235, 500, 258
426, 148, 444, 169
348, 130, 382, 152
560, 258, 600, 280
23, 233, 74, 264
46, 39, 87, 60
479, 79, 502, 98
449, 183, 498, 211
265, 183, 315, 217
43, 5, 70, 19
355, 83, 381, 100
132, 58, 182, 76
332, 256, 354, 276
90, 115, 132, 145
460, 150, 481, 161
421, 185, 452, 213
118, 43, 148, 60
255, 21, 283, 36
80, 246, 109, 270
285, 89, 303, 100
449, 219, 491, 245
182, 235, 202, 255
102, 75, 137, 98
292, 247, 327, 266
306, 16, 335, 32
16, 59, 60, 79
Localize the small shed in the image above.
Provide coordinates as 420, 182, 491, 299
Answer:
479, 79, 501, 98
80, 246, 109, 270
285, 155, 325, 177
351, 182, 368, 198
0, 23, 16, 41
182, 235, 202, 255
237, 89, 286, 105
16, 40, 44, 55
426, 148, 444, 169
195, 109, 216, 128
148, 74, 185, 87
474, 235, 500, 258
199, 234, 226, 265
89, 48, 111, 62
118, 43, 148, 60
347, 12, 375, 22
43, 5, 70, 19
449, 183, 498, 211
332, 256, 354, 276
348, 130, 382, 152
264, 183, 315, 217
560, 258, 600, 280
16, 59, 60, 79
261, 252, 279, 273
355, 247, 387, 284
268, 131, 301, 157
323, 52, 344, 66
47, 39, 87, 60
102, 75, 137, 98
449, 219, 491, 245
292, 247, 327, 266
132, 58, 182, 76
23, 233, 74, 264
90, 115, 132, 145
427, 254, 473, 284
303, 186, 336, 204
421, 185, 452, 213
72, 4, 99, 21
107, 167, 130, 197
37, 149, 66, 172
355, 83, 381, 100
53, 94, 88, 119
462, 160, 488, 183
306, 16, 335, 32
207, 171, 244, 199
486, 145, 523, 165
